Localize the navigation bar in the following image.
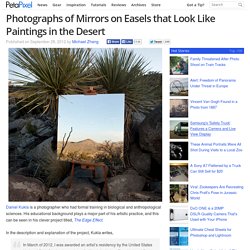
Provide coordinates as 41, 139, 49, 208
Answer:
4, 1, 245, 10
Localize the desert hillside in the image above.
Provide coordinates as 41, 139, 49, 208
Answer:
57, 139, 123, 155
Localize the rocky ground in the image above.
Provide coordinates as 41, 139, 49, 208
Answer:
9, 98, 162, 202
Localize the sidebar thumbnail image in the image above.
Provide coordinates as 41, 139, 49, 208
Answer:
170, 120, 188, 139
170, 78, 188, 96
170, 99, 188, 118
170, 142, 188, 160
170, 227, 188, 246
170, 208, 188, 222
170, 163, 188, 182
170, 184, 188, 203
170, 56, 189, 75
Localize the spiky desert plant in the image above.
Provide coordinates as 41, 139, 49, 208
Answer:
36, 155, 69, 187
93, 49, 161, 162
93, 49, 160, 111
9, 48, 95, 119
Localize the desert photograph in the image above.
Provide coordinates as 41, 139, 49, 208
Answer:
9, 48, 162, 201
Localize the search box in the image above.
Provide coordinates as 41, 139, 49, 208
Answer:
210, 1, 244, 9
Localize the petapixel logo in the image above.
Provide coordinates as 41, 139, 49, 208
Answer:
6, 1, 33, 8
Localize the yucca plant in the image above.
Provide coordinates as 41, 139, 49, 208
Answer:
9, 48, 95, 119
93, 49, 161, 163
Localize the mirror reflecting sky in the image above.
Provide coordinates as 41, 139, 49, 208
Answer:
57, 94, 125, 143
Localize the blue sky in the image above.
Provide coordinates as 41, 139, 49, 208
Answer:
57, 94, 125, 143
128, 48, 162, 72
8, 48, 162, 80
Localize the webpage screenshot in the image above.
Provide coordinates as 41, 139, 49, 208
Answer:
1, 0, 249, 249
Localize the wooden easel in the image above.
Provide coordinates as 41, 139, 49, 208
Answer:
68, 160, 109, 200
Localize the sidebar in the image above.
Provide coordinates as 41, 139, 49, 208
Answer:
169, 47, 246, 249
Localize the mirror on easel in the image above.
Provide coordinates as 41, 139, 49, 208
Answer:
57, 93, 125, 164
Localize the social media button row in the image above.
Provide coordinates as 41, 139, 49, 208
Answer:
106, 39, 142, 45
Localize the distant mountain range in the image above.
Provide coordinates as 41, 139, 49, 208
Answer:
57, 139, 123, 154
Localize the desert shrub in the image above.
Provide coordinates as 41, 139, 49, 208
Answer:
66, 151, 79, 161
78, 152, 93, 161
96, 140, 124, 167
45, 160, 69, 187
32, 142, 69, 187
35, 158, 69, 188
